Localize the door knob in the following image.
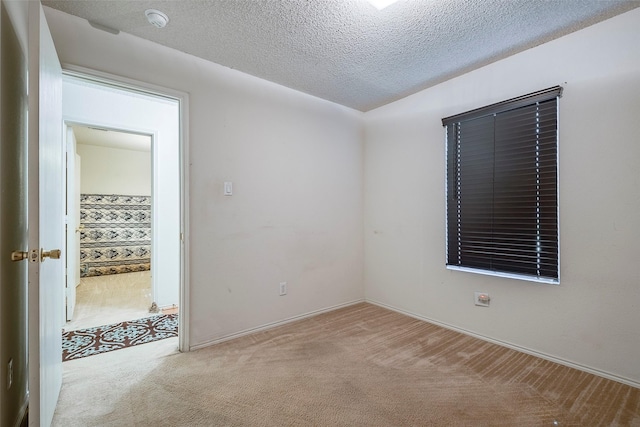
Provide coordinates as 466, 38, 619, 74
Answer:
41, 249, 62, 261
11, 251, 28, 262
11, 249, 39, 262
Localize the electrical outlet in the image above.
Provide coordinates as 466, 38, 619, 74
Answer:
7, 359, 13, 390
474, 292, 490, 307
279, 282, 287, 296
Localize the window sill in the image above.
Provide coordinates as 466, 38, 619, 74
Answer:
446, 265, 559, 285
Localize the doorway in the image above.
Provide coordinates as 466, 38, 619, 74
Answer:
61, 69, 189, 353
65, 125, 157, 331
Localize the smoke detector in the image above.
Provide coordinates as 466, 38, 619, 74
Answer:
145, 9, 169, 28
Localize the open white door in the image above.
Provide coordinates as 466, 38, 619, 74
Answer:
65, 127, 80, 321
27, 2, 64, 426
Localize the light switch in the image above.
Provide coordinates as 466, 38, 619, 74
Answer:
224, 181, 233, 196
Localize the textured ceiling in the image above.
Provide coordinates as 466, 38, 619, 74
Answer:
42, 0, 639, 111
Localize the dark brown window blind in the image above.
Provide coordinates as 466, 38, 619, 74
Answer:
443, 86, 561, 282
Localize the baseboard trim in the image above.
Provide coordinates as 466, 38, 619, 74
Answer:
190, 299, 365, 351
367, 299, 640, 390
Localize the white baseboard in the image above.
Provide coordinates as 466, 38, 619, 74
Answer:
190, 299, 365, 351
367, 299, 640, 390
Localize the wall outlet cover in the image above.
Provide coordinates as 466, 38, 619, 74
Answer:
474, 292, 490, 307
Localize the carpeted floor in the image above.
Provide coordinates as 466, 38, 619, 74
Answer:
53, 303, 640, 426
62, 314, 178, 361
65, 270, 153, 332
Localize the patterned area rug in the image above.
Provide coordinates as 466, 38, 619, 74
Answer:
62, 314, 178, 362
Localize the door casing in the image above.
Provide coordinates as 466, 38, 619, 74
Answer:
65, 126, 80, 322
62, 65, 191, 352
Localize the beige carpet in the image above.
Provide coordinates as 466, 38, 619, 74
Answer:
65, 271, 152, 331
53, 303, 640, 426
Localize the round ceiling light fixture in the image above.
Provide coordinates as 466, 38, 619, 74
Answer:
145, 9, 169, 28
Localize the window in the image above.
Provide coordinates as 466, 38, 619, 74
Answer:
442, 86, 562, 283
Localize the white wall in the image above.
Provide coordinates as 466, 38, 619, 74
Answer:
63, 77, 180, 309
0, 1, 30, 423
44, 7, 365, 348
76, 142, 151, 196
363, 9, 640, 385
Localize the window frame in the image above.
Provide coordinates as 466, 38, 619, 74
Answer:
442, 86, 562, 284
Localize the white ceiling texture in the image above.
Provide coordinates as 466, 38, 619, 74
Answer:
43, 0, 639, 112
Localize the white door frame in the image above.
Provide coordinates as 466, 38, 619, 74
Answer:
62, 65, 190, 352
64, 126, 80, 322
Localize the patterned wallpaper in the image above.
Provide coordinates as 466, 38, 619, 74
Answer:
79, 194, 151, 277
